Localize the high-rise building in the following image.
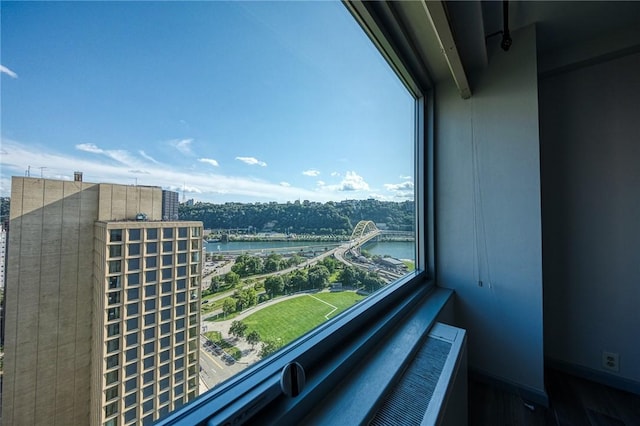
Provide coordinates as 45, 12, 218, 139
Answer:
2, 177, 202, 426
162, 190, 179, 221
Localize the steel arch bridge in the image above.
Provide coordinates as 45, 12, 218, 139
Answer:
350, 220, 379, 240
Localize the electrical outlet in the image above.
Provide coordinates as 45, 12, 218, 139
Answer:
602, 351, 619, 372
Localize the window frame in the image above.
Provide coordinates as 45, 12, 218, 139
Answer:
156, 2, 434, 424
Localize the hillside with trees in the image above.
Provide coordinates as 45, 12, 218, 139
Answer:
179, 199, 414, 235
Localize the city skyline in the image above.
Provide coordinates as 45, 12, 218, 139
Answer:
0, 1, 415, 204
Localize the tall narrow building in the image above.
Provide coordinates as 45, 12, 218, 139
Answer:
2, 177, 202, 426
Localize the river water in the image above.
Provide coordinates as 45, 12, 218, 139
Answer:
205, 240, 415, 260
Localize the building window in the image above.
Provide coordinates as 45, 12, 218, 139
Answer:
174, 344, 184, 357
125, 409, 137, 423
109, 245, 122, 258
161, 295, 172, 307
189, 277, 198, 288
145, 299, 156, 311
126, 347, 138, 362
143, 356, 155, 370
125, 363, 137, 378
125, 392, 137, 408
125, 377, 137, 392
160, 323, 170, 336
104, 401, 118, 418
191, 227, 201, 238
178, 227, 188, 238
107, 323, 120, 337
108, 276, 121, 289
161, 268, 172, 280
146, 242, 157, 254
159, 391, 170, 405
159, 363, 170, 377
105, 386, 118, 402
143, 370, 154, 384
127, 288, 139, 301
161, 309, 171, 321
145, 270, 157, 283
108, 260, 122, 274
127, 302, 139, 316
178, 240, 187, 251
175, 305, 185, 317
162, 228, 173, 239
177, 253, 187, 264
144, 328, 155, 340
174, 358, 184, 370
143, 384, 154, 399
143, 399, 154, 414
106, 354, 119, 369
144, 313, 156, 327
129, 229, 141, 241
126, 333, 138, 346
177, 266, 186, 277
144, 341, 155, 355
145, 256, 157, 268
162, 241, 173, 253
127, 258, 140, 271
110, 229, 122, 242
190, 239, 199, 250
159, 350, 170, 363
107, 307, 120, 321
126, 317, 139, 331
127, 273, 140, 286
147, 228, 158, 240
106, 370, 119, 386
160, 337, 171, 350
107, 292, 121, 305
161, 282, 172, 293
106, 339, 119, 354
191, 251, 200, 263
144, 284, 157, 298
128, 243, 140, 256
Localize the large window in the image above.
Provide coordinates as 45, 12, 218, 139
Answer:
1, 1, 423, 425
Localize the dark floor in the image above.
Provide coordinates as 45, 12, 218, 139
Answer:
469, 369, 640, 426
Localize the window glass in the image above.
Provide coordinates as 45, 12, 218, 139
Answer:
105, 401, 118, 417
129, 229, 141, 241
106, 370, 118, 386
127, 288, 139, 301
106, 339, 119, 353
127, 273, 140, 286
145, 256, 157, 268
106, 354, 119, 369
146, 242, 157, 254
127, 258, 140, 271
110, 230, 122, 243
3, 1, 417, 423
109, 245, 122, 258
126, 317, 138, 331
128, 243, 140, 256
125, 377, 137, 393
105, 386, 118, 402
126, 347, 138, 362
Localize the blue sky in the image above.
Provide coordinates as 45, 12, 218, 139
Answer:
0, 1, 414, 204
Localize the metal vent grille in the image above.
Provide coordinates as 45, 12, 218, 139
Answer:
369, 337, 452, 426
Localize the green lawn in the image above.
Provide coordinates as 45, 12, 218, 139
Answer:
242, 291, 365, 346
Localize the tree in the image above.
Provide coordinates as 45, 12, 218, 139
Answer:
264, 253, 283, 273
246, 330, 261, 349
224, 271, 240, 287
229, 320, 248, 339
264, 275, 284, 297
308, 265, 330, 289
222, 298, 236, 318
210, 276, 223, 292
259, 340, 281, 359
339, 266, 361, 288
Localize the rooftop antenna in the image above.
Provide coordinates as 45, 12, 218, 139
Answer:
26, 165, 31, 177
182, 183, 186, 203
39, 167, 47, 178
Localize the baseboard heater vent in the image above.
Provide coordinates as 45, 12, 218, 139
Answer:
370, 323, 467, 426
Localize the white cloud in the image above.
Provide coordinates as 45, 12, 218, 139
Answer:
1, 138, 329, 202
76, 143, 104, 154
198, 158, 219, 167
170, 138, 193, 156
331, 171, 340, 177
280, 181, 291, 187
317, 180, 326, 186
338, 171, 369, 191
139, 150, 160, 164
129, 169, 150, 174
384, 181, 414, 191
302, 169, 320, 177
0, 65, 18, 78
75, 143, 137, 165
236, 156, 267, 167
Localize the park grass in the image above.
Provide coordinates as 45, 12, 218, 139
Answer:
242, 291, 365, 347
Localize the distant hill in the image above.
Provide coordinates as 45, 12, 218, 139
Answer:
179, 199, 414, 235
